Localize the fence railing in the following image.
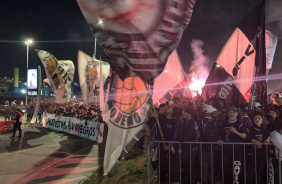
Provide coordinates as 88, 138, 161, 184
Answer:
147, 141, 282, 184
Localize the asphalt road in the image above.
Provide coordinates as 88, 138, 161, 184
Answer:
0, 126, 105, 184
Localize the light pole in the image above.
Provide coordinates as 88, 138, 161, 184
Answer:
93, 20, 103, 59
25, 39, 33, 106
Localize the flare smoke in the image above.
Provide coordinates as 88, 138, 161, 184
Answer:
189, 39, 210, 83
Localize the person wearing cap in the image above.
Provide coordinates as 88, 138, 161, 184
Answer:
217, 106, 248, 184
238, 103, 252, 133
11, 109, 23, 138
253, 101, 262, 112
198, 104, 220, 184
246, 112, 270, 184
178, 107, 198, 183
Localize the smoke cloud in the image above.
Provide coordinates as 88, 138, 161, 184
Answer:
189, 39, 210, 83
266, 0, 282, 39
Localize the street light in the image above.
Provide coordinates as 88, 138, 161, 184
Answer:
25, 39, 33, 69
24, 39, 33, 106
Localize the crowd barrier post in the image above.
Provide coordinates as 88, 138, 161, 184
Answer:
147, 141, 278, 184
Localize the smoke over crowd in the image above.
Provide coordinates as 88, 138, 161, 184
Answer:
188, 39, 212, 95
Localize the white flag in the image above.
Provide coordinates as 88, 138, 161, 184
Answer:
103, 74, 151, 175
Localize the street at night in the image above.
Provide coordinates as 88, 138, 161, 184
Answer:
0, 125, 105, 184
1, 0, 282, 183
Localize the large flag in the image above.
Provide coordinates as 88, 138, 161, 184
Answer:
78, 51, 110, 106
78, 50, 98, 106
36, 50, 75, 104
265, 22, 279, 75
202, 1, 266, 107
153, 50, 187, 105
103, 74, 151, 175
77, 0, 196, 85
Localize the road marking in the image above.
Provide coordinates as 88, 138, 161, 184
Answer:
0, 137, 11, 141
4, 149, 29, 156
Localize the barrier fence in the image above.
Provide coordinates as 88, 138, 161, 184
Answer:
147, 141, 282, 184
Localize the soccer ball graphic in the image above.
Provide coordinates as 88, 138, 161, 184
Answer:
113, 76, 148, 114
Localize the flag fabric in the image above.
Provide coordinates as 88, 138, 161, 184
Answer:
78, 51, 110, 106
36, 50, 75, 104
78, 51, 98, 106
103, 74, 151, 175
254, 1, 267, 104
153, 50, 187, 105
265, 22, 279, 75
77, 0, 196, 85
202, 1, 265, 107
96, 58, 110, 88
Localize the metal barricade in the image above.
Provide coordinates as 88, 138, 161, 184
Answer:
147, 141, 281, 184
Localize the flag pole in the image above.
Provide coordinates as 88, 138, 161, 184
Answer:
94, 38, 97, 59
176, 50, 196, 105
150, 99, 165, 146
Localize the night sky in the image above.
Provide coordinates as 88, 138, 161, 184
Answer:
0, 0, 281, 93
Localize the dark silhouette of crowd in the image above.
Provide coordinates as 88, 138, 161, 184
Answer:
145, 90, 282, 184
25, 97, 104, 122
4, 97, 104, 124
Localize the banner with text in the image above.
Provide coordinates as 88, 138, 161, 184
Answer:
43, 114, 104, 143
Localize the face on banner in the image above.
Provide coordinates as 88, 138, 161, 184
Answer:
106, 75, 151, 129
77, 0, 196, 84
37, 50, 75, 103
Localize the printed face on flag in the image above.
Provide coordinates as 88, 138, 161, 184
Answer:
36, 50, 75, 103
77, 0, 196, 84
37, 50, 65, 90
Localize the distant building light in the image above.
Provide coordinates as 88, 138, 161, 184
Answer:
21, 89, 26, 94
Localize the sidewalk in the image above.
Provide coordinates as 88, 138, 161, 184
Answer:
0, 126, 105, 184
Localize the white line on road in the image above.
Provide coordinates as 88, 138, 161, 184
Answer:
0, 138, 11, 141
4, 149, 29, 156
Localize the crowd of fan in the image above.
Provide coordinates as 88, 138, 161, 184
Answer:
4, 90, 282, 183
5, 97, 104, 123
144, 90, 282, 184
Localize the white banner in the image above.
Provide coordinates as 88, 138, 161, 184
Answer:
43, 114, 104, 143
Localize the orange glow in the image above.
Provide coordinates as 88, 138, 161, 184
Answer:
189, 78, 205, 96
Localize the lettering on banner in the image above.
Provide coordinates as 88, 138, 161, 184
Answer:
234, 161, 241, 184
219, 76, 233, 100
109, 105, 148, 129
268, 158, 274, 184
45, 115, 101, 141
46, 117, 67, 130
68, 120, 96, 138
232, 44, 255, 77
